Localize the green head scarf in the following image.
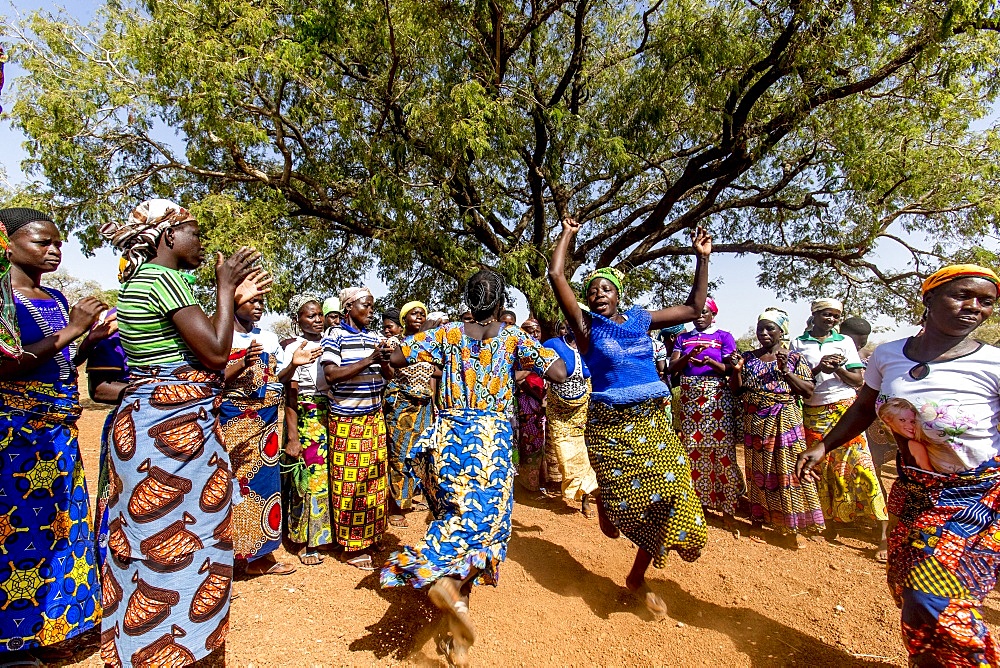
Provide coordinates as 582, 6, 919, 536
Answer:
583, 267, 624, 297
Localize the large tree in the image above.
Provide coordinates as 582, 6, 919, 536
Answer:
5, 0, 999, 323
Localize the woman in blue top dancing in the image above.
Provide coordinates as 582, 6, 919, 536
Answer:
548, 216, 712, 620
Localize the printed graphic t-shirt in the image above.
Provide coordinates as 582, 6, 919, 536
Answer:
866, 338, 1000, 473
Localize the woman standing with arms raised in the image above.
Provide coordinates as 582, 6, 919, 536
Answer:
548, 217, 711, 620
100, 199, 260, 667
797, 265, 1000, 666
0, 208, 106, 664
381, 270, 566, 667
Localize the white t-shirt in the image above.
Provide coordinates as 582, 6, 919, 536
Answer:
232, 327, 286, 373
282, 336, 328, 396
866, 338, 1000, 473
789, 332, 863, 406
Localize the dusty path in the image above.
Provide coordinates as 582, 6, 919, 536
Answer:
60, 408, 998, 667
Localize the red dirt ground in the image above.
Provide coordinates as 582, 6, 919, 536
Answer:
59, 406, 999, 667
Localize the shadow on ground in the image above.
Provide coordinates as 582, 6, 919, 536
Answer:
509, 519, 895, 667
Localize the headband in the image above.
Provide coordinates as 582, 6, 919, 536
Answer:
921, 264, 1000, 295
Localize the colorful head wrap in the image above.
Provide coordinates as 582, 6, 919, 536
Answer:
661, 323, 686, 336
921, 264, 1000, 295
0, 207, 54, 237
339, 286, 373, 311
704, 297, 718, 315
584, 267, 624, 296
289, 293, 322, 318
400, 300, 427, 320
810, 297, 844, 314
322, 297, 340, 316
758, 308, 790, 335
101, 199, 197, 282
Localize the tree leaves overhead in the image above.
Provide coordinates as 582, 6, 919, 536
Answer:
4, 0, 999, 321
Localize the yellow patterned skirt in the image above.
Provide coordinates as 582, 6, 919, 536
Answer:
803, 398, 888, 524
328, 410, 388, 551
545, 387, 598, 501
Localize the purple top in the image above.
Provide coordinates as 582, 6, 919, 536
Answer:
12, 290, 72, 383
675, 327, 737, 378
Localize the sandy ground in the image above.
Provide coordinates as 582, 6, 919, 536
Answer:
56, 406, 998, 667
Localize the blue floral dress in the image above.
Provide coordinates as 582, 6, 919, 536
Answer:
380, 323, 556, 587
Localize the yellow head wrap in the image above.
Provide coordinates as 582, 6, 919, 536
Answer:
921, 264, 1000, 295
400, 300, 427, 320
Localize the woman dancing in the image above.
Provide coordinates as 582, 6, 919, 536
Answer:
797, 264, 1000, 666
381, 269, 567, 666
548, 217, 711, 620
542, 326, 599, 517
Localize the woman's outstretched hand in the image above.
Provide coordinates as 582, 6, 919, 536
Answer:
692, 226, 712, 258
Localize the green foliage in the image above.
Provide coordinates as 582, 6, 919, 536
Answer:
3, 0, 999, 320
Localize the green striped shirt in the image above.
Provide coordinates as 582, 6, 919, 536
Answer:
118, 263, 199, 366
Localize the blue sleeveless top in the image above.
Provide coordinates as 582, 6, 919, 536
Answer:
582, 306, 671, 406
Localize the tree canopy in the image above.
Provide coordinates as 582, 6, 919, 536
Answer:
4, 0, 999, 323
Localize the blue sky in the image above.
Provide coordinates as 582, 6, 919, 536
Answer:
7, 0, 995, 339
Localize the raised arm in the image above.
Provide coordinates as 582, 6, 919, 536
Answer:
548, 217, 590, 352
0, 296, 105, 377
648, 227, 712, 329
173, 248, 260, 370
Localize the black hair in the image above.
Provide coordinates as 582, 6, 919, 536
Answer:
382, 308, 401, 327
464, 269, 506, 321
0, 208, 54, 237
500, 310, 517, 320
840, 317, 872, 336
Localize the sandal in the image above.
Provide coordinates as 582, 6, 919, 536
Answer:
388, 514, 409, 528
245, 559, 297, 577
794, 534, 809, 550
428, 578, 476, 648
875, 540, 889, 563
341, 553, 375, 571
581, 497, 596, 520
298, 550, 324, 566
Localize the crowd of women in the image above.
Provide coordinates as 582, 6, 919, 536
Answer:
1, 203, 998, 668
